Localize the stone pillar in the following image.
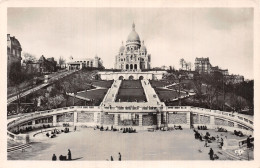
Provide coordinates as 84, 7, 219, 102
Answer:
139, 114, 143, 126
32, 120, 36, 129
94, 112, 98, 124
53, 115, 57, 127
114, 113, 118, 126
100, 112, 104, 125
210, 116, 215, 129
157, 113, 161, 128
74, 111, 78, 125
186, 112, 191, 128
162, 112, 167, 125
198, 114, 201, 124
234, 122, 238, 128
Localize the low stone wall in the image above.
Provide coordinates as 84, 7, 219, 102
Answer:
142, 114, 156, 126
78, 112, 94, 123
169, 113, 187, 124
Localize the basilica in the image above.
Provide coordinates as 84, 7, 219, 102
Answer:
114, 23, 151, 71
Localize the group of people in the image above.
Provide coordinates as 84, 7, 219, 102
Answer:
173, 125, 183, 130
63, 123, 70, 127
197, 125, 207, 130
216, 127, 227, 132
95, 125, 118, 132
52, 149, 72, 161
109, 152, 122, 161
234, 130, 244, 137
120, 127, 136, 133
63, 127, 70, 133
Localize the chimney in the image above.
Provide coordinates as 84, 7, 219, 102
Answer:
7, 34, 10, 41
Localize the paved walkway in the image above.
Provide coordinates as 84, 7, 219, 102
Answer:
8, 128, 252, 160
7, 70, 76, 105
141, 80, 165, 106
101, 80, 122, 106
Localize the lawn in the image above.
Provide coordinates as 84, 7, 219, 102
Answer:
116, 80, 147, 102
155, 88, 187, 102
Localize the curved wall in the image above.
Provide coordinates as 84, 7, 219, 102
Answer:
7, 106, 254, 136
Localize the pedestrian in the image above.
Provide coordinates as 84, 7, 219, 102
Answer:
204, 139, 208, 147
52, 154, 57, 161
118, 152, 121, 161
208, 148, 214, 160
68, 149, 72, 160
74, 126, 77, 132
111, 156, 113, 161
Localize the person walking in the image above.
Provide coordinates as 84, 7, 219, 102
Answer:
52, 154, 57, 161
111, 156, 114, 161
118, 152, 121, 161
204, 139, 208, 147
68, 149, 72, 160
74, 126, 77, 132
208, 148, 214, 160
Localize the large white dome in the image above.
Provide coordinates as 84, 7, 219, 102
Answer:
126, 23, 140, 43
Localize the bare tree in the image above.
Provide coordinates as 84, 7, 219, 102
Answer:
59, 56, 66, 66
179, 58, 185, 70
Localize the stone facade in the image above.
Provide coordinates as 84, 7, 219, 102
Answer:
57, 113, 74, 122
214, 118, 228, 126
78, 112, 94, 123
142, 114, 156, 126
67, 55, 104, 70
7, 34, 22, 84
115, 23, 151, 71
194, 57, 211, 74
168, 113, 187, 124
192, 113, 199, 124
199, 115, 210, 124
103, 113, 114, 125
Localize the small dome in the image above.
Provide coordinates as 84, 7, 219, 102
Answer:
119, 41, 125, 53
140, 41, 147, 52
127, 23, 140, 42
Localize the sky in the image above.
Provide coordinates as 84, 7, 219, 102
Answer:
8, 8, 253, 79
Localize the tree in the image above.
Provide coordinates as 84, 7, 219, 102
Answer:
48, 95, 65, 109
23, 52, 37, 63
179, 58, 185, 70
59, 56, 66, 66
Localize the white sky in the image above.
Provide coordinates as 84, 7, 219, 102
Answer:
7, 8, 253, 79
